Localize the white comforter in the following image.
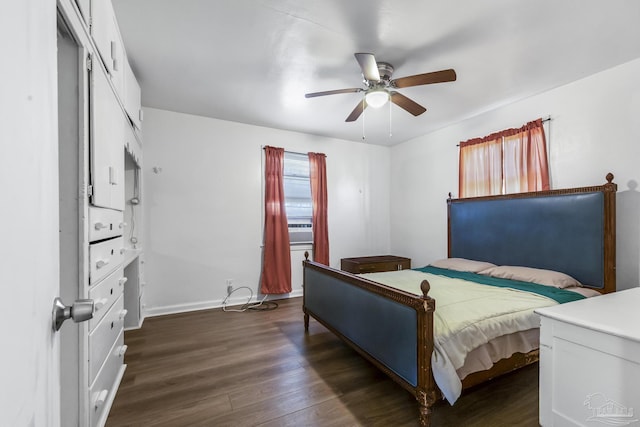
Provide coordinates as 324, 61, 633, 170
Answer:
361, 269, 558, 404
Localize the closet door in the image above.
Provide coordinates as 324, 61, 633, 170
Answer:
123, 59, 142, 130
90, 66, 124, 211
90, 0, 124, 98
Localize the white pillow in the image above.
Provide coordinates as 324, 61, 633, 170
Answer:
478, 265, 582, 289
430, 258, 497, 273
565, 287, 601, 298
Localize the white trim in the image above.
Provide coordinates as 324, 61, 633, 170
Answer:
123, 317, 144, 331
144, 289, 303, 318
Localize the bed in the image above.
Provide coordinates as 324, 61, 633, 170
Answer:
302, 174, 617, 427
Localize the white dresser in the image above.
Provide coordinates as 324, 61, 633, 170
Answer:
536, 288, 640, 427
87, 207, 128, 427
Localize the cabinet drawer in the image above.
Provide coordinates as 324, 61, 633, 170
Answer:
341, 256, 411, 274
356, 261, 411, 273
88, 267, 125, 330
89, 237, 124, 284
89, 329, 126, 427
89, 295, 126, 384
89, 207, 124, 242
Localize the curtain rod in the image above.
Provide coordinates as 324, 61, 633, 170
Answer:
455, 116, 551, 147
261, 146, 326, 157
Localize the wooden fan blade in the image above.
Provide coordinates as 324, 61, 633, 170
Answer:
390, 92, 427, 116
354, 53, 380, 82
392, 69, 457, 88
305, 88, 362, 98
345, 100, 367, 122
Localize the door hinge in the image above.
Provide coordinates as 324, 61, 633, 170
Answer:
86, 54, 92, 71
87, 185, 94, 197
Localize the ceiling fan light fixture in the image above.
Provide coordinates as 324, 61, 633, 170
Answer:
365, 89, 389, 108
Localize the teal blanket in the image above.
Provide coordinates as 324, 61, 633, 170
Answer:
414, 266, 585, 304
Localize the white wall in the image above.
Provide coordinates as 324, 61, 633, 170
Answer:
142, 108, 391, 315
391, 58, 640, 291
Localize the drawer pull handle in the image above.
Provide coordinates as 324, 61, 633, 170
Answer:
120, 248, 126, 255
118, 277, 128, 286
94, 298, 108, 311
96, 259, 109, 269
93, 389, 108, 409
119, 309, 128, 320
119, 222, 127, 229
94, 222, 109, 231
117, 345, 128, 357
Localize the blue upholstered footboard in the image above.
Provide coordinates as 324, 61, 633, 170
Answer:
304, 266, 420, 387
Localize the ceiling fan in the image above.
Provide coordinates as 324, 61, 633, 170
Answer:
305, 53, 456, 122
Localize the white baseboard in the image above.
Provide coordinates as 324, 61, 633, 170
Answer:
124, 316, 145, 331
143, 289, 303, 318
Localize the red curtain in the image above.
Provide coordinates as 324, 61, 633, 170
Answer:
260, 146, 291, 294
459, 118, 549, 197
309, 152, 329, 265
502, 119, 550, 193
459, 134, 503, 198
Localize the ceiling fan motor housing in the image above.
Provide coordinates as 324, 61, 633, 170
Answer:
376, 62, 394, 81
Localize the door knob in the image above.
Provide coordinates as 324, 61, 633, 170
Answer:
52, 298, 94, 331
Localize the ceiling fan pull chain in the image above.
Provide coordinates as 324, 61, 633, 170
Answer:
362, 97, 366, 140
389, 99, 393, 138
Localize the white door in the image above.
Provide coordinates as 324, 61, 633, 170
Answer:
0, 1, 61, 426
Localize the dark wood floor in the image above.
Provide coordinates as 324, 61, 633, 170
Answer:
107, 297, 540, 426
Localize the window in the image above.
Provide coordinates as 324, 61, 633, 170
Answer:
283, 152, 313, 243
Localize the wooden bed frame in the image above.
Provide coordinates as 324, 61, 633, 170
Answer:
302, 174, 617, 427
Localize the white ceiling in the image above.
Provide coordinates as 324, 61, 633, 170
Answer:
112, 0, 640, 146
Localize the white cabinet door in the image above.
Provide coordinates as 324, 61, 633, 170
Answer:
110, 18, 125, 99
110, 114, 125, 210
537, 290, 640, 427
124, 58, 142, 130
91, 67, 124, 211
90, 0, 124, 98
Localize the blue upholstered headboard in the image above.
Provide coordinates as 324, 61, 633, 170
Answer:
448, 175, 617, 292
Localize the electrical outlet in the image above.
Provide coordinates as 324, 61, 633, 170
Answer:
226, 279, 233, 295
